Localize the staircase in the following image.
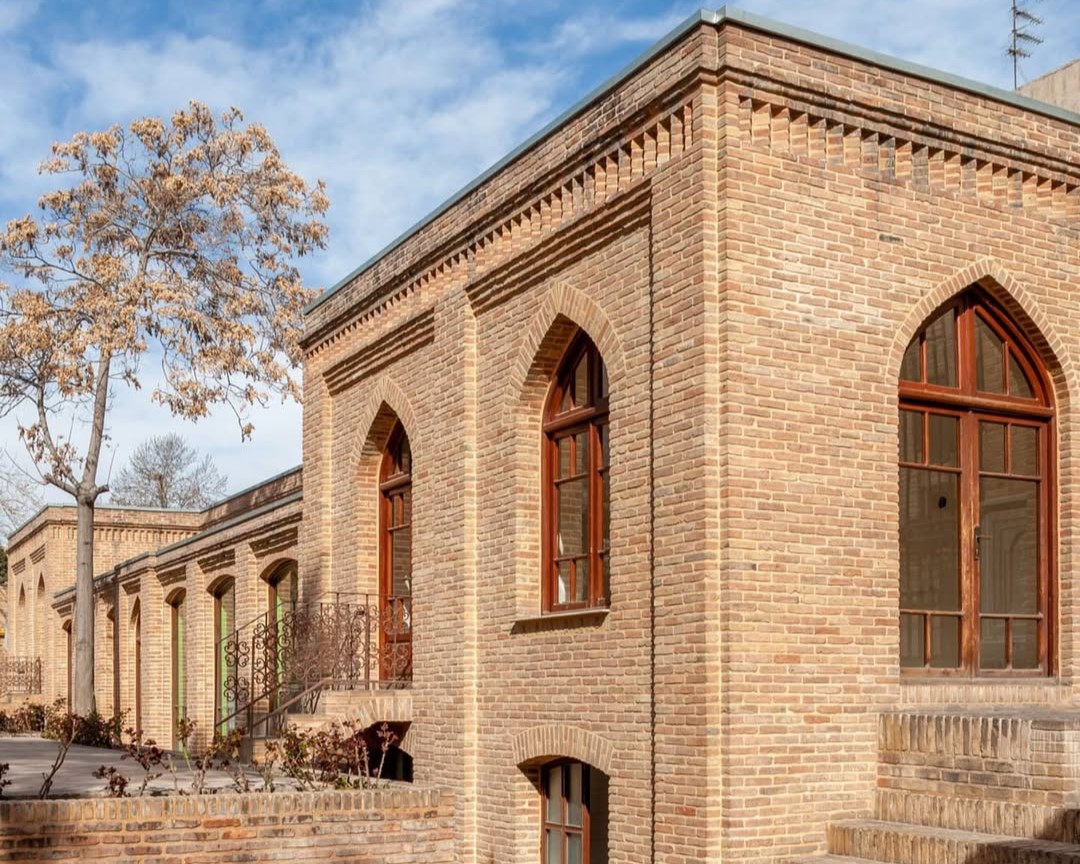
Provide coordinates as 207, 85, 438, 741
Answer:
793, 707, 1080, 864
217, 592, 412, 761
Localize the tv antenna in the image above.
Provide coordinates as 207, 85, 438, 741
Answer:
1008, 0, 1043, 88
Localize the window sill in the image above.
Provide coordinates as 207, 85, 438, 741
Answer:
511, 607, 610, 633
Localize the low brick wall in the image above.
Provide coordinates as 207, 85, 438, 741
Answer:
0, 786, 455, 863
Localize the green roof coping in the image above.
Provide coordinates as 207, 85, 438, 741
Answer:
304, 6, 1080, 318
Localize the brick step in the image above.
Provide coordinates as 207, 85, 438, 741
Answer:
787, 855, 883, 864
875, 789, 1080, 842
829, 819, 1080, 864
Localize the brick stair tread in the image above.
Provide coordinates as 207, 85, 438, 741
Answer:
788, 855, 884, 864
833, 819, 1080, 855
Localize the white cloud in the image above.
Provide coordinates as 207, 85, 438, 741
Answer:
0, 0, 1076, 501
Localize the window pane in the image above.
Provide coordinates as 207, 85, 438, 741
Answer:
391, 528, 411, 597
925, 309, 957, 387
546, 830, 563, 864
574, 559, 589, 603
900, 338, 921, 382
567, 763, 583, 826
567, 834, 582, 864
900, 613, 924, 668
574, 431, 588, 475
1013, 620, 1039, 669
980, 422, 1006, 474
976, 316, 1005, 393
928, 414, 958, 467
899, 410, 923, 464
979, 478, 1038, 615
399, 437, 411, 474
574, 357, 590, 407
601, 472, 610, 552
1011, 426, 1038, 477
546, 767, 562, 823
558, 478, 589, 557
599, 422, 609, 468
980, 618, 1007, 669
929, 616, 960, 668
1009, 353, 1034, 399
558, 437, 572, 479
899, 468, 960, 611
557, 562, 570, 605
600, 363, 609, 399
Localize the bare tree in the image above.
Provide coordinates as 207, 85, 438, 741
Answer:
0, 103, 328, 713
0, 453, 43, 543
109, 433, 227, 509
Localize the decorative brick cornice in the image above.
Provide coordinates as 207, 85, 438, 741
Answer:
198, 550, 235, 574
737, 92, 1080, 225
250, 527, 300, 559
28, 546, 45, 565
303, 99, 695, 356
323, 308, 436, 395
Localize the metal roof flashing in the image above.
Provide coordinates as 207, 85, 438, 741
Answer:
304, 6, 1080, 318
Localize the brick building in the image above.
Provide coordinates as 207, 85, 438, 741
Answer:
8, 8, 1080, 862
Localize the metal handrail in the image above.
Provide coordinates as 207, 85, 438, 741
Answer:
214, 594, 412, 758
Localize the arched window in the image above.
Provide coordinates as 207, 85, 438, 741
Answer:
167, 589, 187, 748
131, 599, 142, 737
541, 759, 609, 864
379, 422, 412, 681
543, 333, 610, 611
899, 288, 1054, 675
212, 578, 236, 731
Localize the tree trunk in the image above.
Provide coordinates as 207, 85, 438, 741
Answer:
72, 493, 96, 716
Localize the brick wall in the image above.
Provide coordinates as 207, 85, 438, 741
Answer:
0, 787, 455, 863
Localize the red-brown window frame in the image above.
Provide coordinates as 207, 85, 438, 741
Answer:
379, 421, 412, 681
899, 288, 1055, 677
541, 759, 592, 864
542, 333, 610, 612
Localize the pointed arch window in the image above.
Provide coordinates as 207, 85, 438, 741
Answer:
544, 333, 610, 612
899, 288, 1054, 675
379, 422, 412, 681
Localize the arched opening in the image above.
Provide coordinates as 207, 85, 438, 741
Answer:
34, 576, 44, 661
899, 287, 1054, 675
539, 759, 609, 864
62, 620, 72, 708
542, 331, 610, 611
264, 561, 298, 710
167, 588, 187, 748
379, 422, 412, 683
130, 599, 142, 736
211, 577, 237, 732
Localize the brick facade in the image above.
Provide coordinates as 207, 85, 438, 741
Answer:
0, 787, 454, 863
9, 9, 1080, 863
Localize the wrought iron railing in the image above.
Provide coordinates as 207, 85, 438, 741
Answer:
0, 656, 42, 696
216, 593, 411, 749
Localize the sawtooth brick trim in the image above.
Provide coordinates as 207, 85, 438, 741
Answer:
512, 724, 616, 776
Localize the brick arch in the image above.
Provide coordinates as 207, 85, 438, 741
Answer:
349, 377, 421, 470
891, 259, 1071, 407
512, 725, 616, 776
505, 284, 627, 617
507, 282, 625, 410
258, 556, 298, 585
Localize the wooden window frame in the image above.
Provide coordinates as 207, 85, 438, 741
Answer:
379, 421, 412, 681
899, 288, 1055, 677
543, 333, 610, 612
212, 578, 236, 732
541, 759, 592, 864
168, 589, 186, 748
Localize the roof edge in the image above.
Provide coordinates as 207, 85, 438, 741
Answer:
304, 6, 1080, 320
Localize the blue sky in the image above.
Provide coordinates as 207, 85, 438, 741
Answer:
0, 0, 1078, 506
